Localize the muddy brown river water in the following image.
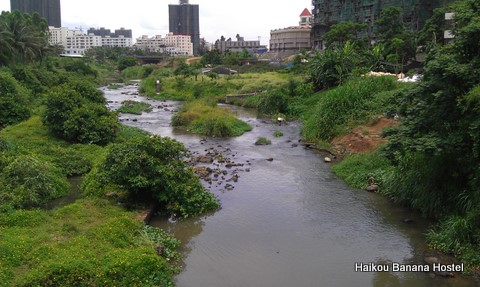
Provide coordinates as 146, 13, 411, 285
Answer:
103, 84, 477, 287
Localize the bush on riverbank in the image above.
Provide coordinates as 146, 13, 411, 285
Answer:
172, 100, 252, 137
43, 81, 119, 145
84, 135, 220, 218
0, 154, 69, 211
0, 116, 106, 177
0, 72, 32, 129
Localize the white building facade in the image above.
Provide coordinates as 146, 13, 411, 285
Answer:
135, 32, 193, 56
49, 26, 133, 55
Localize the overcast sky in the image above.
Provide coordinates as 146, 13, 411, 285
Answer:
0, 0, 312, 45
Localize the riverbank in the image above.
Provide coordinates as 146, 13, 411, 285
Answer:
105, 83, 478, 286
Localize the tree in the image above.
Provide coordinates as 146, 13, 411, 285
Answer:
117, 56, 138, 71
43, 82, 119, 144
375, 7, 416, 68
173, 59, 191, 78
323, 21, 368, 48
201, 49, 222, 66
0, 72, 31, 129
418, 7, 449, 48
384, 0, 480, 218
0, 11, 49, 66
308, 41, 359, 91
101, 136, 219, 217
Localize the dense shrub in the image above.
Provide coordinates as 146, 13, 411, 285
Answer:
0, 72, 31, 129
11, 66, 44, 95
62, 59, 98, 77
382, 152, 469, 218
257, 90, 289, 115
66, 79, 105, 104
0, 155, 69, 210
43, 82, 119, 144
94, 135, 219, 217
62, 103, 119, 145
117, 56, 138, 71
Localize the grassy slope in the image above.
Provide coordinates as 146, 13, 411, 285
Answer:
0, 116, 179, 286
0, 199, 177, 287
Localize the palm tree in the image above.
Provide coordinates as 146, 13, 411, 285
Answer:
0, 15, 14, 66
0, 11, 49, 66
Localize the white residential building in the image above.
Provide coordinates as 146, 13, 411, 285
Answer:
64, 34, 102, 55
165, 33, 193, 56
135, 35, 167, 53
49, 26, 83, 47
135, 33, 193, 56
102, 36, 133, 48
48, 26, 133, 55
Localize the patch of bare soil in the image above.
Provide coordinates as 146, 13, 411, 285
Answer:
332, 118, 398, 156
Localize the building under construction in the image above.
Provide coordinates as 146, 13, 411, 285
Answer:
311, 0, 448, 49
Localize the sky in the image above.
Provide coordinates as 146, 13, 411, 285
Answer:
0, 0, 312, 45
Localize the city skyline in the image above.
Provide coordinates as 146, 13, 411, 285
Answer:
0, 0, 311, 45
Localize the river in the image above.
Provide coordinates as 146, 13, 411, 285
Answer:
103, 84, 477, 287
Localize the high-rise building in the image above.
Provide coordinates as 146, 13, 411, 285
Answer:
169, 0, 200, 55
10, 0, 61, 27
310, 0, 445, 50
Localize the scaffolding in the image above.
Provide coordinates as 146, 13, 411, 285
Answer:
311, 0, 443, 49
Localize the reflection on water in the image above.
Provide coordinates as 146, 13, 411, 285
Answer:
104, 84, 477, 287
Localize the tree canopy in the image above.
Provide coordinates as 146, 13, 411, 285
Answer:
0, 11, 50, 66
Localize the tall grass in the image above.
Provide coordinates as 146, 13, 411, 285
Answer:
302, 76, 399, 142
141, 71, 295, 101
332, 150, 394, 190
172, 100, 252, 137
427, 210, 480, 267
382, 152, 470, 218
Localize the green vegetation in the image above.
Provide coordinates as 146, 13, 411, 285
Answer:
302, 76, 399, 142
322, 0, 480, 268
43, 80, 119, 145
83, 135, 219, 218
107, 83, 123, 89
0, 199, 178, 287
255, 137, 272, 145
331, 151, 394, 190
0, 11, 51, 66
142, 71, 292, 101
0, 17, 221, 285
172, 100, 252, 137
117, 100, 152, 115
1, 0, 479, 280
0, 72, 31, 129
0, 154, 69, 211
273, 131, 284, 137
1, 116, 105, 176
